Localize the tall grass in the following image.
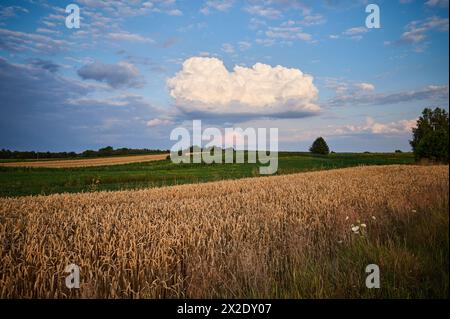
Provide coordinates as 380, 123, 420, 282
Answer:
0, 165, 448, 298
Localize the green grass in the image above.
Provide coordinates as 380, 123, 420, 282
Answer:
0, 152, 415, 197
273, 207, 449, 298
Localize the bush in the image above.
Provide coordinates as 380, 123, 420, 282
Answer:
309, 137, 330, 155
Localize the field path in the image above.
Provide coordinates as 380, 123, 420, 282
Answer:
0, 154, 168, 168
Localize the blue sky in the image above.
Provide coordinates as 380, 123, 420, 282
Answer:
0, 0, 448, 152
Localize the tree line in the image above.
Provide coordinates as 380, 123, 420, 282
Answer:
0, 146, 169, 160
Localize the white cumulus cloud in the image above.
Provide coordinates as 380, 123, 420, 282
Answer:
167, 57, 320, 119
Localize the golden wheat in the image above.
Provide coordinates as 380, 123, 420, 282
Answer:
0, 154, 168, 168
0, 165, 448, 298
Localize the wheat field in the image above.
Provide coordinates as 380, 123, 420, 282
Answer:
0, 165, 448, 298
0, 154, 168, 168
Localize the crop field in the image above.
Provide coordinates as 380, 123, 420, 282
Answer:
0, 165, 448, 298
0, 154, 169, 168
0, 152, 414, 197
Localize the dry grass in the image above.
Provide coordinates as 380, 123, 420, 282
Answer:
0, 165, 448, 298
0, 154, 168, 168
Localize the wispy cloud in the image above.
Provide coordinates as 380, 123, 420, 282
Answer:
244, 5, 282, 19
238, 41, 252, 51
0, 5, 29, 18
385, 16, 449, 51
107, 31, 154, 44
0, 28, 72, 53
200, 0, 234, 15
343, 26, 368, 36
266, 26, 312, 41
146, 118, 173, 127
425, 0, 449, 8
299, 14, 326, 26
342, 26, 368, 40
221, 43, 235, 54
328, 84, 449, 107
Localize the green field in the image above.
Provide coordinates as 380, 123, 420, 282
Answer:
0, 152, 415, 198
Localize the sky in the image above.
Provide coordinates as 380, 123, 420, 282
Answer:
0, 0, 448, 152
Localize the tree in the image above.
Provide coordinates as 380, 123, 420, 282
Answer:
99, 146, 113, 152
310, 137, 330, 155
410, 107, 449, 162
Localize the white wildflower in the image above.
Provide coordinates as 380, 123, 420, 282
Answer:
351, 225, 360, 233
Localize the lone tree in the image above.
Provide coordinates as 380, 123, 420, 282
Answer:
310, 137, 330, 155
410, 107, 449, 163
